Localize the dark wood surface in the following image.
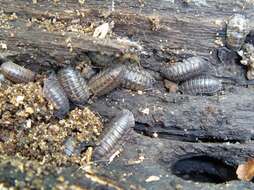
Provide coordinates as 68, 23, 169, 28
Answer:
1, 0, 254, 189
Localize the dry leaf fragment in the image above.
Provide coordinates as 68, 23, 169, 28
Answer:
145, 175, 160, 182
93, 23, 110, 39
236, 159, 254, 181
141, 108, 150, 115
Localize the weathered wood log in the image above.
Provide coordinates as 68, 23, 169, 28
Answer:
0, 0, 253, 71
91, 85, 254, 143
1, 0, 254, 190
100, 134, 254, 190
0, 155, 141, 190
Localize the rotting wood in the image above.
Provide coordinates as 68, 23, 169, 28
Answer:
0, 0, 253, 71
1, 0, 254, 190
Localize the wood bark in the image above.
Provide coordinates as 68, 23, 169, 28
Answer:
1, 0, 254, 189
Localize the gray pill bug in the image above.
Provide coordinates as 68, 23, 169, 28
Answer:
0, 61, 36, 83
87, 51, 116, 67
121, 65, 155, 91
160, 56, 209, 82
87, 65, 124, 97
93, 109, 135, 161
63, 136, 78, 157
43, 73, 70, 118
57, 67, 90, 105
178, 76, 222, 95
64, 137, 95, 157
226, 14, 249, 51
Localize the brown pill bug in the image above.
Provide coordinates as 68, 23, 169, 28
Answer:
179, 76, 222, 95
0, 61, 36, 83
43, 73, 70, 118
87, 65, 124, 97
57, 67, 90, 105
160, 56, 209, 82
226, 14, 249, 51
121, 65, 155, 91
93, 109, 135, 160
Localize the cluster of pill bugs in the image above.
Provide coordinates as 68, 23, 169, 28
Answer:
0, 59, 155, 161
161, 13, 254, 94
0, 13, 252, 163
160, 56, 223, 95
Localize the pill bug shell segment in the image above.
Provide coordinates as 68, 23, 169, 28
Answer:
226, 14, 249, 51
87, 65, 124, 97
121, 65, 155, 91
160, 56, 209, 82
43, 73, 70, 118
57, 67, 90, 105
93, 109, 135, 160
179, 76, 222, 95
1, 61, 36, 83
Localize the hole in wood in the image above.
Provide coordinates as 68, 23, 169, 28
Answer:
246, 30, 254, 45
171, 156, 237, 183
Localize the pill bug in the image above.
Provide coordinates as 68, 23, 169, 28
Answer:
63, 136, 78, 157
0, 61, 36, 83
160, 56, 209, 82
179, 76, 222, 95
57, 67, 90, 105
87, 65, 124, 97
87, 51, 116, 67
121, 65, 155, 91
93, 109, 135, 160
43, 73, 70, 118
64, 136, 96, 157
226, 14, 249, 51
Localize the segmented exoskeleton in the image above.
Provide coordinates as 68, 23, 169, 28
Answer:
179, 76, 222, 95
57, 67, 90, 105
160, 56, 209, 82
1, 61, 36, 83
87, 65, 124, 97
43, 73, 70, 118
93, 109, 135, 160
121, 65, 155, 90
226, 14, 249, 51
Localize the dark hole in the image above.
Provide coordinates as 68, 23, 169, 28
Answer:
246, 30, 254, 45
171, 156, 237, 183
